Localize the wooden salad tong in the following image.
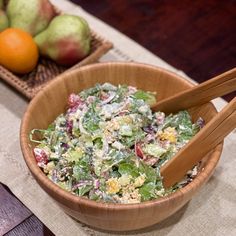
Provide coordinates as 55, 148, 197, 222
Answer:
152, 68, 236, 188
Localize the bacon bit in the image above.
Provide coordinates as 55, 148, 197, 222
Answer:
34, 148, 48, 167
68, 93, 83, 108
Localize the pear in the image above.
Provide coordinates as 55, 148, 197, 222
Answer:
0, 0, 3, 9
0, 9, 8, 32
7, 0, 56, 36
34, 14, 91, 66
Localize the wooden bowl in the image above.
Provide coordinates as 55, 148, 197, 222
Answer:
20, 62, 223, 231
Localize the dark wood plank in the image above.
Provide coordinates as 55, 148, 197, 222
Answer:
71, 0, 236, 101
0, 184, 31, 235
0, 184, 54, 236
4, 215, 54, 236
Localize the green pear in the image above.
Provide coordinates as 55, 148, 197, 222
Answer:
34, 14, 91, 66
0, 0, 4, 9
7, 0, 56, 36
0, 9, 8, 32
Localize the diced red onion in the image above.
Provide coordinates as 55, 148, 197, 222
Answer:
66, 119, 73, 135
196, 117, 205, 128
72, 180, 93, 190
93, 179, 100, 189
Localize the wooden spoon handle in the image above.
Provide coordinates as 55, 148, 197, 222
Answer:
153, 68, 236, 113
161, 97, 236, 188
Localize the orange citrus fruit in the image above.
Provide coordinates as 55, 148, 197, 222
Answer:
0, 28, 39, 74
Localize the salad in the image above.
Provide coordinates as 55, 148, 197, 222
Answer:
30, 83, 204, 204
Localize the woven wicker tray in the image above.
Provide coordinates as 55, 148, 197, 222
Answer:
0, 30, 113, 99
0, 1, 113, 99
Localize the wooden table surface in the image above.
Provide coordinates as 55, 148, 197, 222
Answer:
1, 0, 235, 235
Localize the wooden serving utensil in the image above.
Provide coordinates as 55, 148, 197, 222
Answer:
160, 97, 236, 188
153, 67, 236, 188
152, 67, 236, 114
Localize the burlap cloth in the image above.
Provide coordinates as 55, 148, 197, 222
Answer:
0, 0, 235, 235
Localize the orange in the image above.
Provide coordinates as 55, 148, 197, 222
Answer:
0, 28, 39, 74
